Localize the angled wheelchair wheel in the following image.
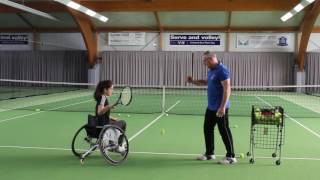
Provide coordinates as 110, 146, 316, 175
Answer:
71, 125, 98, 158
98, 125, 129, 165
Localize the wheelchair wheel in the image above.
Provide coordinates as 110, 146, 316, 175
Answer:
71, 125, 98, 158
98, 125, 129, 165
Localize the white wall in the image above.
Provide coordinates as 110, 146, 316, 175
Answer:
307, 33, 320, 52
39, 33, 86, 50
3, 32, 320, 53
98, 32, 159, 51
0, 33, 33, 51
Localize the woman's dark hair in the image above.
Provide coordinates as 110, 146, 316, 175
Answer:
94, 80, 113, 101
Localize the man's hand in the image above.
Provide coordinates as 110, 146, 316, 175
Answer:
216, 107, 226, 118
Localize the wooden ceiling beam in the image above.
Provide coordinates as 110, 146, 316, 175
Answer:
227, 11, 232, 32
154, 11, 163, 49
0, 28, 79, 33
78, 0, 302, 11
0, 1, 65, 13
17, 13, 35, 29
67, 5, 98, 66
0, 0, 301, 12
0, 26, 307, 33
297, 0, 320, 71
154, 11, 163, 31
96, 26, 159, 32
312, 27, 320, 32
162, 26, 299, 32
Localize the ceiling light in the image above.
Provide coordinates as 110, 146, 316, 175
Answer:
281, 0, 316, 22
281, 12, 293, 22
54, 0, 108, 23
85, 9, 96, 17
99, 16, 108, 22
0, 0, 58, 21
67, 1, 80, 10
293, 4, 304, 12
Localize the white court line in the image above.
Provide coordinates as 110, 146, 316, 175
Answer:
0, 145, 70, 151
130, 151, 320, 161
0, 99, 92, 124
128, 100, 181, 142
255, 96, 320, 139
285, 114, 320, 139
0, 145, 319, 161
278, 96, 320, 114
0, 93, 92, 113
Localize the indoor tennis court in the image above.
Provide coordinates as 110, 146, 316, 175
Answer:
1, 0, 320, 180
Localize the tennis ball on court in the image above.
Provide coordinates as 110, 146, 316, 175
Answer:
165, 113, 169, 116
127, 114, 131, 117
35, 108, 41, 112
160, 128, 166, 135
233, 125, 238, 128
239, 153, 245, 158
118, 113, 121, 116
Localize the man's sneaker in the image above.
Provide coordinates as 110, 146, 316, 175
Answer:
196, 154, 216, 161
218, 157, 237, 164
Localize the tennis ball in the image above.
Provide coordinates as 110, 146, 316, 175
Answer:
255, 112, 261, 120
165, 113, 169, 116
160, 128, 166, 135
118, 113, 121, 116
233, 125, 238, 128
274, 112, 282, 123
275, 112, 281, 119
35, 108, 41, 112
127, 115, 131, 117
239, 153, 245, 158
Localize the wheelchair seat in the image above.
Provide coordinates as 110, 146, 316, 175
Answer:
71, 114, 129, 165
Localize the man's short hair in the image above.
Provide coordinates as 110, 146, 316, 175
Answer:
203, 51, 216, 58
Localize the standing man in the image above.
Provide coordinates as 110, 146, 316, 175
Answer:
187, 51, 236, 164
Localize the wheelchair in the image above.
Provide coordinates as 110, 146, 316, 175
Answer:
71, 115, 129, 165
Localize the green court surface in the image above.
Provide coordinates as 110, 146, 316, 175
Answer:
0, 91, 319, 180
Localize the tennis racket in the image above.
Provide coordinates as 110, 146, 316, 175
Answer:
114, 86, 132, 106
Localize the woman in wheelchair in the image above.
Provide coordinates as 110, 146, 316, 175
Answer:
72, 80, 129, 165
94, 80, 126, 131
94, 80, 127, 153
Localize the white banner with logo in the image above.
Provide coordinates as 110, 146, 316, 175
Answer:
231, 33, 294, 52
108, 32, 146, 46
0, 33, 33, 50
163, 32, 225, 51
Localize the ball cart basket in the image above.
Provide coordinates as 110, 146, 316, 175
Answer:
247, 105, 285, 165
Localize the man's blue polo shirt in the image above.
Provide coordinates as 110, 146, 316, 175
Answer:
207, 63, 230, 111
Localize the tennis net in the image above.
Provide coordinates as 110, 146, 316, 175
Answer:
0, 79, 319, 118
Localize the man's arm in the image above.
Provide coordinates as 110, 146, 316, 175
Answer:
216, 78, 231, 117
220, 78, 231, 109
186, 76, 208, 86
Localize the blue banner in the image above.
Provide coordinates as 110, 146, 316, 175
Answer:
170, 34, 221, 45
0, 34, 29, 45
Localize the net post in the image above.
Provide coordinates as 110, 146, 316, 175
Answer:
162, 86, 166, 113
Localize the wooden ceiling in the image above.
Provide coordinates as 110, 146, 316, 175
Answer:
0, 0, 318, 32
0, 0, 319, 69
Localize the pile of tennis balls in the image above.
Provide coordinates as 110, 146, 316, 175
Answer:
254, 107, 282, 123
